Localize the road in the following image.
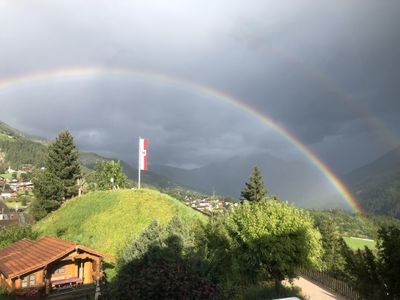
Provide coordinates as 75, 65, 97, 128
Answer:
290, 277, 347, 300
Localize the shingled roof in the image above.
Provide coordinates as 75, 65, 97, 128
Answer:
0, 236, 110, 279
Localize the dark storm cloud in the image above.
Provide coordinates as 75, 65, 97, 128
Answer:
0, 0, 399, 174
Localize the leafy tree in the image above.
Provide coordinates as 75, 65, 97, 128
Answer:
31, 169, 64, 220
20, 172, 29, 181
240, 166, 267, 202
92, 160, 127, 190
195, 216, 234, 285
119, 220, 165, 265
0, 224, 37, 249
342, 244, 386, 299
225, 200, 322, 294
317, 219, 346, 275
114, 218, 220, 300
114, 235, 221, 300
0, 162, 7, 174
378, 226, 400, 298
342, 226, 400, 299
46, 130, 81, 199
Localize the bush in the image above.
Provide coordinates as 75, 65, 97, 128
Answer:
112, 218, 221, 300
238, 282, 306, 300
0, 286, 11, 300
0, 224, 37, 249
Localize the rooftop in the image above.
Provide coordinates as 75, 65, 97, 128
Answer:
0, 236, 110, 278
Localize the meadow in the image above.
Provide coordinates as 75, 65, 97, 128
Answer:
343, 236, 376, 250
34, 189, 206, 256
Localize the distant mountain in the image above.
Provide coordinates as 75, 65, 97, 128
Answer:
153, 153, 347, 208
0, 122, 48, 170
345, 146, 400, 218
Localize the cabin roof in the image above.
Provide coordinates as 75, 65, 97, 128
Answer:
0, 236, 110, 278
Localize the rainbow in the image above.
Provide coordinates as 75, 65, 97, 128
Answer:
0, 66, 364, 213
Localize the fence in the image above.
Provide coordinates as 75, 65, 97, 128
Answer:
301, 269, 360, 300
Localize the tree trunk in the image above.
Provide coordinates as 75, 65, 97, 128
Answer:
274, 276, 281, 297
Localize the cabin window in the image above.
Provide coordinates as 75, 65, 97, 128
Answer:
29, 274, 35, 286
21, 276, 28, 288
54, 266, 65, 274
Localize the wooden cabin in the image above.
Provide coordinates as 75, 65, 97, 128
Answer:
0, 236, 110, 298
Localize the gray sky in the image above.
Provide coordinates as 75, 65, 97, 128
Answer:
0, 0, 399, 177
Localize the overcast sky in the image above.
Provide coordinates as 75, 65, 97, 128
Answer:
0, 0, 399, 175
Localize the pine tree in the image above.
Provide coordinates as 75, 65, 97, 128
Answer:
240, 166, 267, 202
46, 130, 81, 199
31, 169, 64, 220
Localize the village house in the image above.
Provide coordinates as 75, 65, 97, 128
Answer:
0, 190, 18, 199
16, 179, 34, 192
0, 200, 20, 227
9, 179, 19, 192
0, 236, 110, 298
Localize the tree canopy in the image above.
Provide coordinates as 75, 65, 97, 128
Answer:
31, 130, 81, 220
225, 199, 322, 291
46, 130, 81, 199
92, 160, 127, 190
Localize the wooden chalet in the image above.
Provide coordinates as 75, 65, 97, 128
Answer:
0, 236, 110, 298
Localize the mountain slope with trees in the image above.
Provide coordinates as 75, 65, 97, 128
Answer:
345, 146, 400, 218
0, 122, 47, 171
0, 121, 182, 190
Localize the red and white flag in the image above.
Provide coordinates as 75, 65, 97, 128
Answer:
139, 138, 148, 171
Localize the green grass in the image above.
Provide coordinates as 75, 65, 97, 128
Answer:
0, 173, 12, 180
343, 236, 376, 250
34, 189, 206, 257
4, 201, 22, 209
0, 132, 15, 141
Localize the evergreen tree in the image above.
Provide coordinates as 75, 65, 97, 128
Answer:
46, 130, 81, 199
317, 219, 346, 275
31, 169, 64, 220
240, 166, 267, 202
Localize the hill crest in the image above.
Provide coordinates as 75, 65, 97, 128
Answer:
33, 189, 206, 256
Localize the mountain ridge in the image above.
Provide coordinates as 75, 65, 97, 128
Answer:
345, 146, 400, 218
0, 121, 182, 190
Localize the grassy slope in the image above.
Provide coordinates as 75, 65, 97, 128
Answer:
343, 237, 376, 250
34, 189, 206, 256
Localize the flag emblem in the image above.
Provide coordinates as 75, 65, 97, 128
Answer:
139, 138, 148, 171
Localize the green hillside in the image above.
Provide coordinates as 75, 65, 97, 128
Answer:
345, 146, 400, 218
0, 121, 48, 169
33, 189, 206, 256
343, 237, 376, 250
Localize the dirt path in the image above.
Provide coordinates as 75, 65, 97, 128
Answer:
290, 277, 347, 300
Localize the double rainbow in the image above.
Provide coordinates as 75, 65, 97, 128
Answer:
0, 66, 364, 213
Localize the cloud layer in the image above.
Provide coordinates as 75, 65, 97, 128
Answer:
0, 0, 399, 178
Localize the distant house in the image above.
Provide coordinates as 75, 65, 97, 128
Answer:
16, 180, 34, 192
0, 200, 18, 228
0, 236, 110, 298
0, 191, 17, 198
9, 179, 18, 192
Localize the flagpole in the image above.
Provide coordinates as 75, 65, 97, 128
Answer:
138, 136, 141, 189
